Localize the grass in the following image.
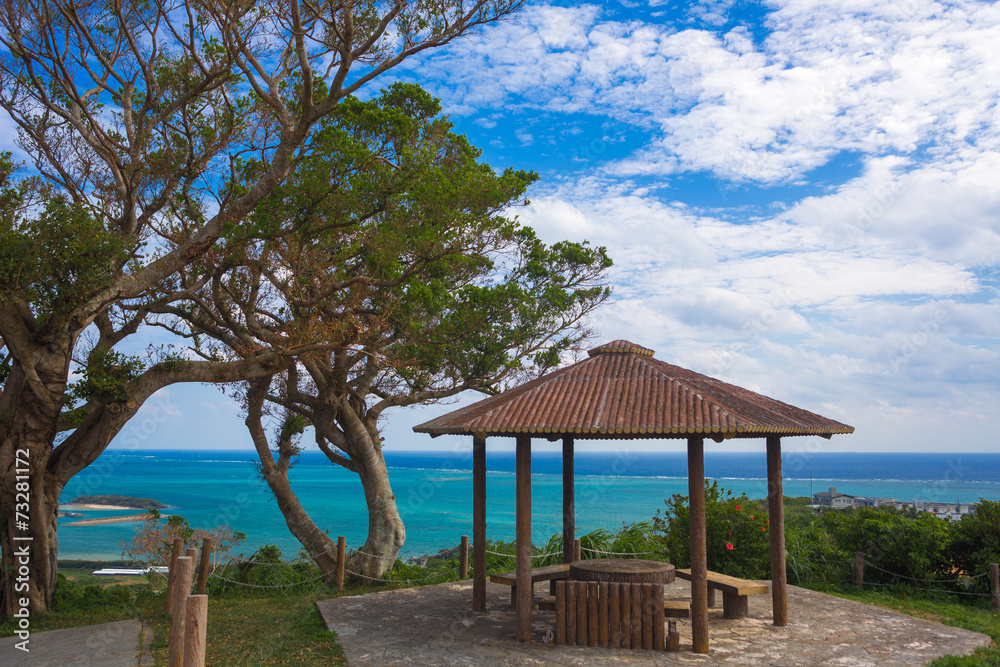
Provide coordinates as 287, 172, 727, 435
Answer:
799, 583, 1000, 666
141, 585, 351, 666
0, 561, 357, 666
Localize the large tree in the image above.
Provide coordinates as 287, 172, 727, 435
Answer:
155, 83, 612, 576
0, 0, 525, 614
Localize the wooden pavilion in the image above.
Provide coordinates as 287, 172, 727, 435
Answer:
413, 340, 853, 652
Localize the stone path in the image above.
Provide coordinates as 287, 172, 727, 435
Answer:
0, 619, 152, 666
317, 579, 991, 666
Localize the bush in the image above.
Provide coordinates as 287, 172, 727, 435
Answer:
950, 500, 1000, 592
819, 506, 952, 584
654, 481, 770, 579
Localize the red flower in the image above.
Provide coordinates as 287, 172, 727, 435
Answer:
766, 519, 769, 524
735, 505, 742, 511
761, 526, 767, 531
728, 531, 732, 536
726, 543, 734, 550
749, 515, 754, 520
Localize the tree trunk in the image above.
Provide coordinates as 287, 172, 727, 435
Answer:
0, 348, 71, 614
355, 454, 406, 578
258, 466, 340, 585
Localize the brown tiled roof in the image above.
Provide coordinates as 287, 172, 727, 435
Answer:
413, 340, 854, 440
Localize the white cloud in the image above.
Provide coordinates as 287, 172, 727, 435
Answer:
409, 1, 1000, 184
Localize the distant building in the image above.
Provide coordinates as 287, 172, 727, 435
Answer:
812, 487, 856, 509
810, 488, 979, 519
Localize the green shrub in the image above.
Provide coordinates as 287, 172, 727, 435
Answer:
819, 506, 952, 584
950, 500, 1000, 592
654, 481, 770, 579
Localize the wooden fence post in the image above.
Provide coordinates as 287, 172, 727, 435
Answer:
165, 537, 184, 611
169, 557, 195, 667
184, 594, 208, 667
459, 535, 469, 579
854, 551, 864, 588
336, 536, 346, 591
573, 538, 582, 562
990, 563, 999, 612
196, 538, 213, 595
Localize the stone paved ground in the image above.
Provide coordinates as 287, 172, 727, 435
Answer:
0, 619, 152, 666
317, 579, 991, 666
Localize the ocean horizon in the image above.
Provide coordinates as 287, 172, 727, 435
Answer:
57, 449, 1000, 562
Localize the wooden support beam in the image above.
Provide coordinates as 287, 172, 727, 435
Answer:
767, 436, 788, 627
168, 556, 195, 667
515, 435, 532, 642
184, 594, 208, 667
165, 537, 184, 612
575, 581, 588, 646
555, 581, 566, 645
473, 436, 487, 612
336, 536, 346, 591
196, 538, 212, 595
688, 436, 710, 654
459, 535, 469, 579
562, 436, 575, 564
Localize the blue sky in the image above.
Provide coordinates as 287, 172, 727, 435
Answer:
31, 0, 1000, 454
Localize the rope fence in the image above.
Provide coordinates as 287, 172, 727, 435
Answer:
171, 536, 1000, 613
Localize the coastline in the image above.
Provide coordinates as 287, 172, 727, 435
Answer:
61, 503, 140, 511
63, 514, 150, 527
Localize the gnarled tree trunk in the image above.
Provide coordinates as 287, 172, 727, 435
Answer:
0, 344, 71, 614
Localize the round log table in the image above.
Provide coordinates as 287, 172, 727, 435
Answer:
569, 559, 675, 584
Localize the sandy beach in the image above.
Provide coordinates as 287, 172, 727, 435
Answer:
62, 514, 149, 527
62, 503, 138, 510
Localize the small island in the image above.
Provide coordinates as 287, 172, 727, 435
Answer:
68, 495, 167, 510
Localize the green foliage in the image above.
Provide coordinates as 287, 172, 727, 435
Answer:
818, 506, 953, 583
0, 181, 134, 322
67, 348, 145, 404
654, 481, 771, 579
950, 500, 1000, 593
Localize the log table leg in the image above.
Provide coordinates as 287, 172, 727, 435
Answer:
722, 592, 749, 619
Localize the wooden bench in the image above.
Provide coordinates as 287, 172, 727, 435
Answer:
675, 568, 769, 619
489, 563, 571, 608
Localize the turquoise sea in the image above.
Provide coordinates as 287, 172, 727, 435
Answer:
57, 449, 1000, 561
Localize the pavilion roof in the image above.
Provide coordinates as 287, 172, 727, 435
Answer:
413, 340, 853, 440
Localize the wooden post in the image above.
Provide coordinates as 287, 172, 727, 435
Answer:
555, 581, 566, 645
336, 536, 346, 591
573, 538, 582, 562
652, 584, 665, 650
165, 537, 184, 611
562, 436, 575, 564
459, 535, 469, 579
515, 435, 532, 643
168, 556, 195, 667
587, 581, 599, 646
990, 563, 999, 612
196, 538, 213, 595
183, 594, 208, 667
575, 581, 587, 646
855, 551, 865, 588
688, 436, 710, 654
609, 582, 621, 648
566, 579, 577, 645
666, 620, 680, 652
630, 581, 642, 649
641, 584, 654, 650
620, 581, 631, 649
598, 582, 609, 647
766, 435, 788, 627
473, 435, 487, 612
